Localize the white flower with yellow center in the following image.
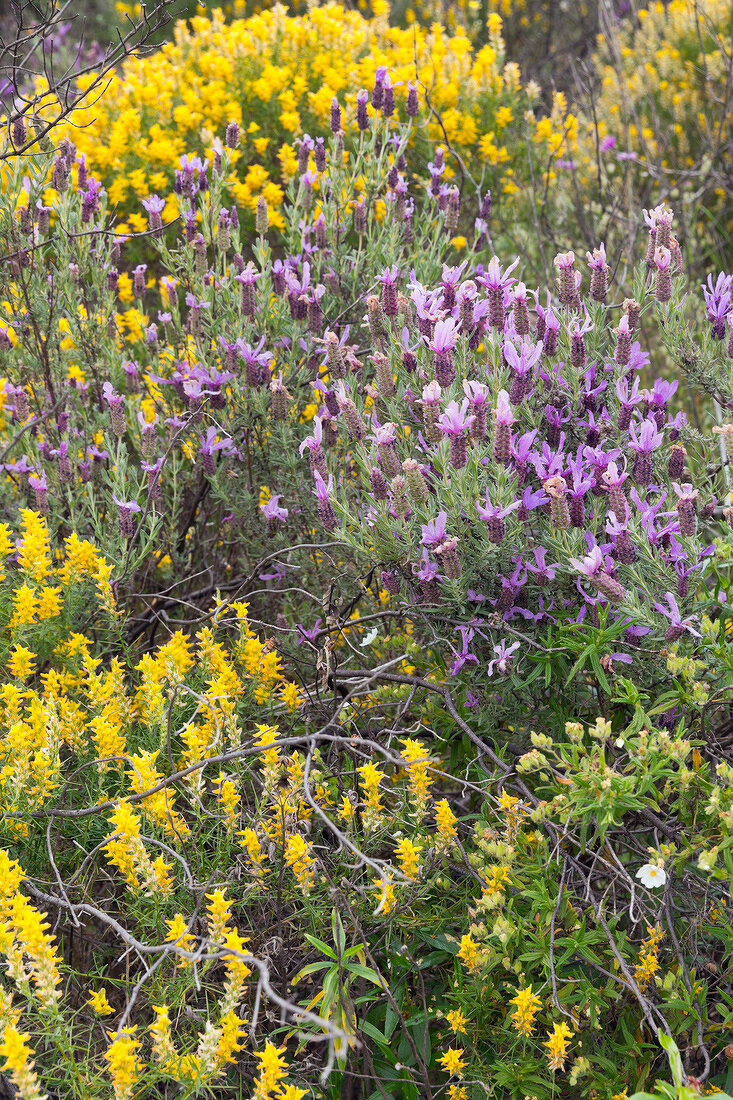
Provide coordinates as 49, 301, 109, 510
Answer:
636, 864, 667, 889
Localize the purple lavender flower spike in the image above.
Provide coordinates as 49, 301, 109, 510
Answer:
654, 592, 700, 642
477, 255, 520, 330
29, 471, 49, 515
629, 418, 663, 485
299, 416, 328, 479
569, 545, 626, 604
450, 626, 480, 676
587, 243, 609, 302
261, 494, 289, 536
313, 472, 337, 530
462, 380, 490, 441
492, 389, 516, 465
476, 492, 521, 544
378, 265, 401, 316
602, 460, 629, 521
429, 316, 460, 386
112, 495, 142, 538
650, 377, 678, 430
527, 547, 561, 586
504, 339, 542, 405
412, 548, 440, 603
569, 314, 593, 372
199, 427, 235, 476
142, 194, 165, 235
371, 421, 402, 477
616, 375, 643, 431
102, 382, 125, 437
517, 485, 549, 523
702, 272, 733, 339
487, 640, 520, 676
141, 458, 164, 501
606, 510, 637, 563
437, 399, 475, 469
421, 510, 448, 549
672, 482, 699, 536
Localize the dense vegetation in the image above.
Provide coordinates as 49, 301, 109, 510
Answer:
0, 1, 732, 1098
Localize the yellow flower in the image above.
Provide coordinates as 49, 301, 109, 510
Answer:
89, 987, 114, 1015
285, 833, 316, 892
253, 1041, 289, 1098
359, 760, 386, 831
509, 985, 542, 1036
7, 646, 35, 681
544, 1020, 573, 1070
438, 1047, 466, 1077
16, 510, 52, 582
435, 798, 458, 850
9, 584, 38, 629
0, 1025, 44, 1100
445, 1007, 468, 1034
373, 876, 396, 915
165, 913, 195, 964
150, 1004, 177, 1069
634, 922, 664, 991
206, 889, 233, 946
280, 680, 304, 710
394, 836, 421, 880
239, 828, 268, 877
400, 737, 432, 823
105, 1028, 140, 1100
448, 1087, 468, 1100
457, 933, 480, 973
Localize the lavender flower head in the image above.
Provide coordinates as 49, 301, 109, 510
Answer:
437, 399, 475, 469
112, 495, 142, 538
261, 494, 289, 535
476, 492, 520, 544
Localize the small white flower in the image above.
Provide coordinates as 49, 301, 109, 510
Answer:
360, 627, 378, 647
636, 863, 667, 889
615, 737, 625, 748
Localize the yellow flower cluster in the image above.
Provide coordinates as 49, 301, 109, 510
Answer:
633, 922, 664, 991
37, 4, 578, 235
509, 984, 542, 1036
544, 1020, 573, 1071
594, 0, 733, 196
0, 850, 62, 1008
400, 737, 433, 823
104, 802, 174, 896
253, 1040, 307, 1099
284, 832, 316, 893
105, 1029, 141, 1100
0, 1025, 45, 1100
359, 760, 387, 833
1, 512, 115, 634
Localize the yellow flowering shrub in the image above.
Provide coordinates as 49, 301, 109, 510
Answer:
591, 0, 733, 259
43, 5, 579, 236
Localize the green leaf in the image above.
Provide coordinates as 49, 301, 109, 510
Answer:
303, 934, 337, 960
659, 1033, 684, 1089
291, 960, 332, 982
344, 964, 385, 987
331, 909, 346, 955
565, 644, 594, 687
358, 1020, 391, 1050
384, 1003, 400, 1040
589, 651, 612, 695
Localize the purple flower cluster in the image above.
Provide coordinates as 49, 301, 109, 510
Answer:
298, 202, 725, 676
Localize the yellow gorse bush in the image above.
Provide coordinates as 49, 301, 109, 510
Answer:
595, 0, 733, 172
49, 4, 579, 234
590, 0, 733, 260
